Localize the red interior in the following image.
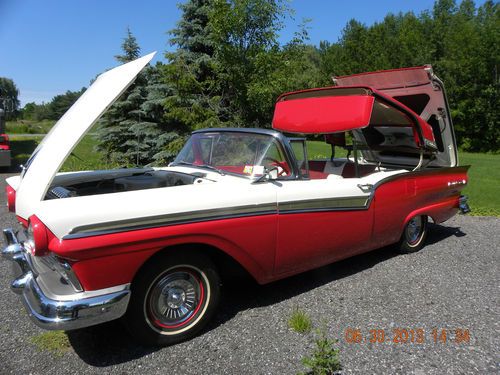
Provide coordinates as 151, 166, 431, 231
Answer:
308, 160, 377, 179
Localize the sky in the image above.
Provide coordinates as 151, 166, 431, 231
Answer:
0, 0, 486, 106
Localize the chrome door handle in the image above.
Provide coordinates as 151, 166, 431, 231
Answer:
357, 183, 373, 192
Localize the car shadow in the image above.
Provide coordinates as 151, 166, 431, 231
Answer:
426, 222, 467, 244
67, 221, 466, 366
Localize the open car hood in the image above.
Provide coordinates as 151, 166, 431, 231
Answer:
15, 52, 156, 220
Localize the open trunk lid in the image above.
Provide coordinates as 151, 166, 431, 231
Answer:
333, 66, 458, 168
14, 52, 156, 220
273, 85, 442, 168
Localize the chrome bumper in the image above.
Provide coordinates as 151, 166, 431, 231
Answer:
1, 228, 130, 331
459, 195, 471, 214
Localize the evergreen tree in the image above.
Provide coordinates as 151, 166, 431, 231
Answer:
97, 28, 166, 165
115, 27, 141, 63
0, 77, 21, 120
163, 0, 223, 131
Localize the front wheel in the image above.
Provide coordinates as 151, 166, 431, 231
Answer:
124, 252, 220, 346
397, 215, 428, 254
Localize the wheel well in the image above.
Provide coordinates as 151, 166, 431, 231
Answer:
133, 243, 255, 285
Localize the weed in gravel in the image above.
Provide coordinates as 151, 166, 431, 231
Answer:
300, 328, 341, 375
30, 330, 71, 356
288, 308, 312, 333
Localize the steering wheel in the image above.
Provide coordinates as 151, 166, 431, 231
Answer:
262, 157, 289, 176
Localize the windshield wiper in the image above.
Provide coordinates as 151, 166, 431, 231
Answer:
170, 161, 225, 176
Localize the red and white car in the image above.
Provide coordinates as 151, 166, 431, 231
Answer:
2, 53, 470, 346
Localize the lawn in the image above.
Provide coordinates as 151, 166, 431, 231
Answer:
459, 153, 500, 216
5, 120, 55, 134
6, 137, 499, 217
8, 134, 119, 172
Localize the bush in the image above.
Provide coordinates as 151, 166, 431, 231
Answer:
301, 329, 341, 375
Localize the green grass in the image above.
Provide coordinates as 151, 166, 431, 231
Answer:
6, 119, 55, 134
8, 135, 43, 167
60, 135, 121, 172
30, 331, 71, 356
460, 152, 500, 216
288, 308, 312, 333
8, 134, 119, 171
307, 140, 331, 159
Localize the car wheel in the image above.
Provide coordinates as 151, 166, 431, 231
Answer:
124, 252, 220, 346
397, 215, 428, 254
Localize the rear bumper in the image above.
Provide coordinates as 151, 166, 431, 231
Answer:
2, 228, 130, 331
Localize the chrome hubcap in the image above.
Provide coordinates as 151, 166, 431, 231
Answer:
406, 216, 423, 245
148, 270, 202, 328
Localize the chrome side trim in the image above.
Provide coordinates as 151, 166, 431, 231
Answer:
65, 203, 278, 239
279, 196, 369, 213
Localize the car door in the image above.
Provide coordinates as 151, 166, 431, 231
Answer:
273, 140, 374, 276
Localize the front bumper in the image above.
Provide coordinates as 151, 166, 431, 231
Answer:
2, 228, 130, 331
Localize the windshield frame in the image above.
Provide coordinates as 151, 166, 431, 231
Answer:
171, 129, 300, 180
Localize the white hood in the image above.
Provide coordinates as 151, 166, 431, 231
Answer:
15, 52, 156, 220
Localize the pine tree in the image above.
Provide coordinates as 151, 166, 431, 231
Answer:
115, 27, 141, 63
163, 0, 224, 131
97, 28, 167, 166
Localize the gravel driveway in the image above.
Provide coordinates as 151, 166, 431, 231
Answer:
0, 171, 498, 375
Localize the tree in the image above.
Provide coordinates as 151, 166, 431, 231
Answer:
48, 88, 86, 119
0, 77, 20, 120
115, 27, 141, 63
97, 29, 174, 166
210, 0, 291, 127
163, 0, 224, 134
97, 28, 147, 165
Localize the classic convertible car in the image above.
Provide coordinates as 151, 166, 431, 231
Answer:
2, 53, 470, 346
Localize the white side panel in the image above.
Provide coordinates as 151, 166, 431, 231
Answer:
35, 178, 276, 239
16, 52, 156, 220
277, 169, 405, 206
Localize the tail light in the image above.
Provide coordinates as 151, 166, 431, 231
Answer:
25, 215, 49, 256
5, 185, 15, 212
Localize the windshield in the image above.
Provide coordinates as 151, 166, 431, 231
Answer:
172, 131, 291, 178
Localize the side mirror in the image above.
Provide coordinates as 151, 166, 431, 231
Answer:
253, 167, 279, 183
268, 167, 279, 180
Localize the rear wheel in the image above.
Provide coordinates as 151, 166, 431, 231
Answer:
124, 252, 220, 346
397, 215, 428, 253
